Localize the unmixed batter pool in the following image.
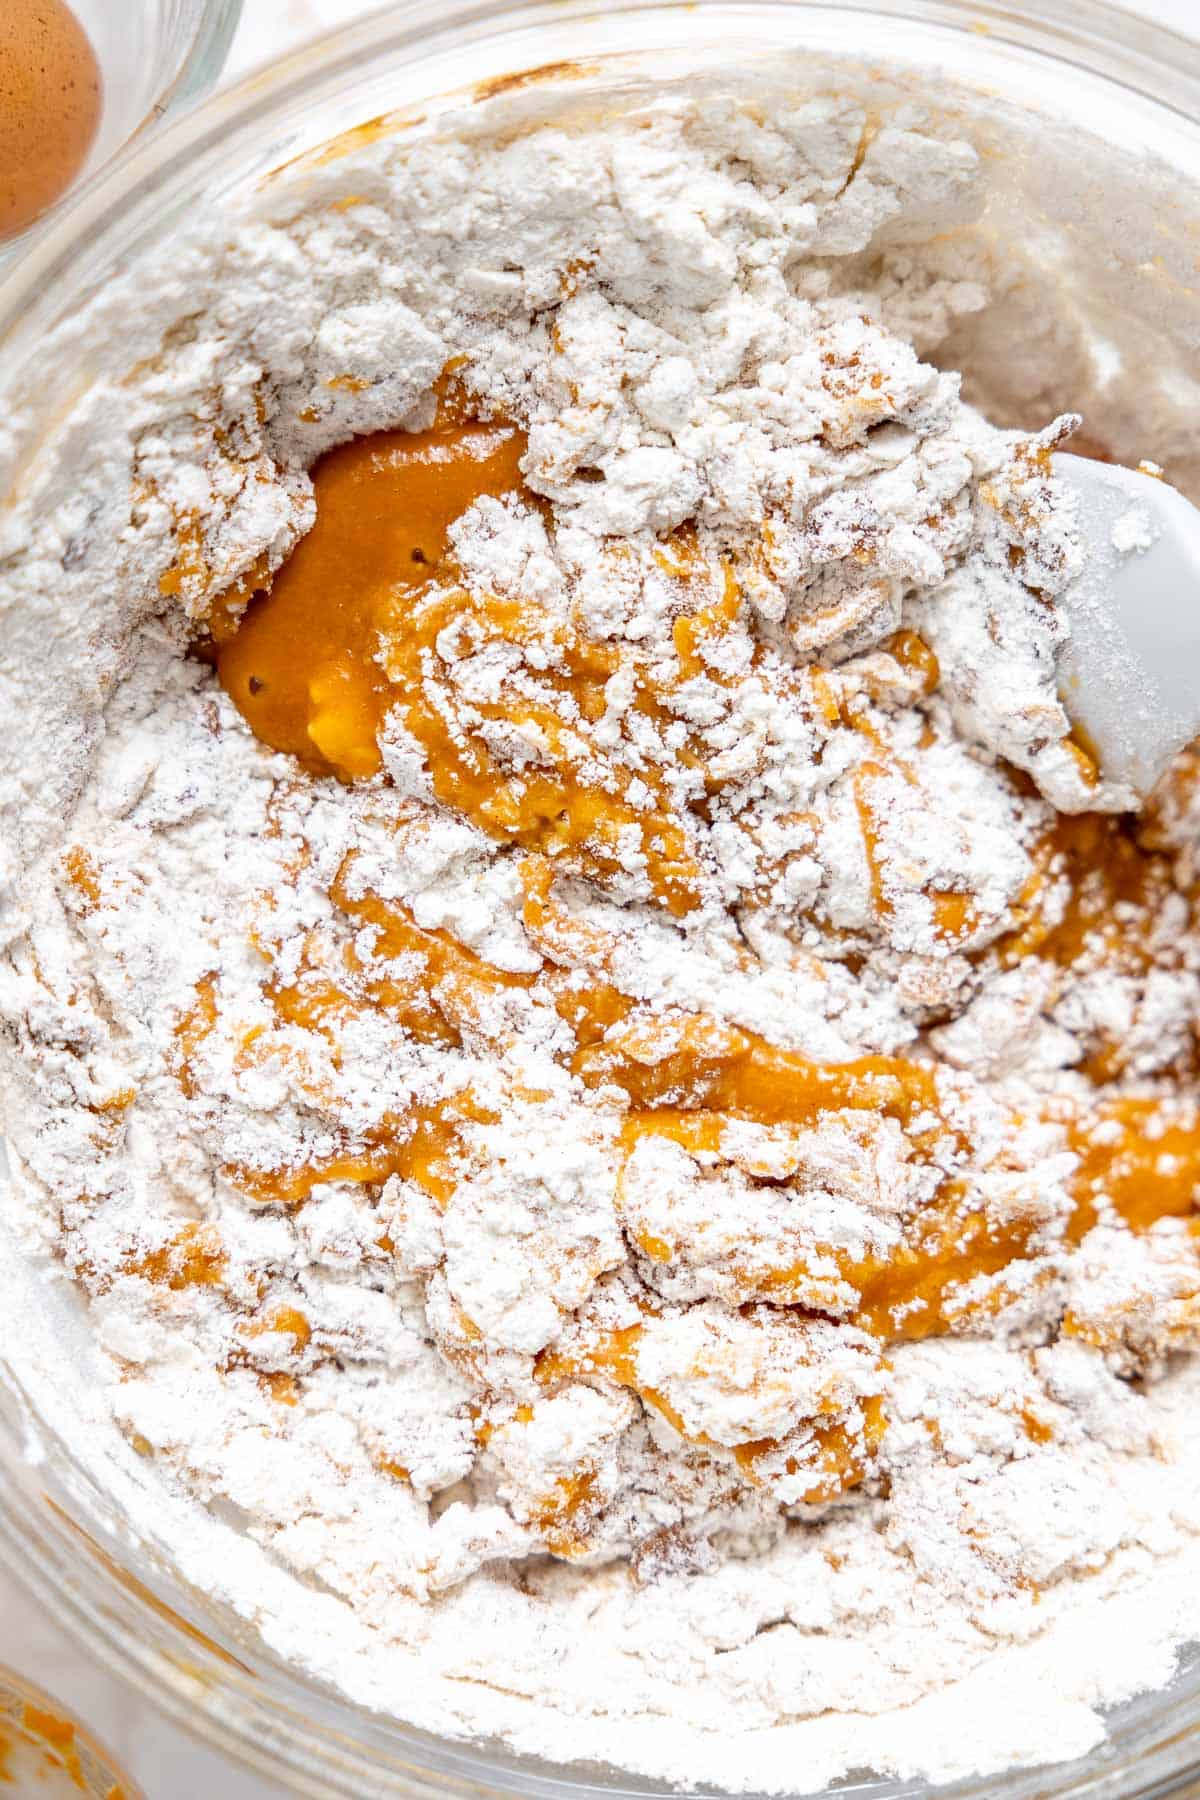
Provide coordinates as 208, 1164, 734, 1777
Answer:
2, 72, 1200, 1795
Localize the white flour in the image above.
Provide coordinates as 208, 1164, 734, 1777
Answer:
2, 80, 1200, 1796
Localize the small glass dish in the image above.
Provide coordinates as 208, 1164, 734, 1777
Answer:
0, 1663, 145, 1799
1, 0, 243, 257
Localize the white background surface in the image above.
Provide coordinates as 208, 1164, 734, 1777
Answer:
2, 0, 1198, 1794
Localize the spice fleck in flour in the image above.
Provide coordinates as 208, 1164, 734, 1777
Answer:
3, 85, 1200, 1793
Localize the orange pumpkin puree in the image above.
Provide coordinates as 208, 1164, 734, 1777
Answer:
217, 390, 701, 913
183, 402, 1200, 1500
218, 406, 525, 779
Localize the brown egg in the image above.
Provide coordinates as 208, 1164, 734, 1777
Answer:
0, 0, 102, 240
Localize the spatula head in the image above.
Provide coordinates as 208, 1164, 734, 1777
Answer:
1055, 453, 1200, 796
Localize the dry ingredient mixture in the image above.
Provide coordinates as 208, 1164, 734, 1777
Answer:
3, 85, 1200, 1793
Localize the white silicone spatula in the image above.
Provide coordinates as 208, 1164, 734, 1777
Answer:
1054, 454, 1200, 795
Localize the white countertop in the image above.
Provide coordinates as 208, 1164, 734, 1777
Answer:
2, 0, 1196, 1793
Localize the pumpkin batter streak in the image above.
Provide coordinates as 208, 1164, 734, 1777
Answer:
198, 396, 1200, 1513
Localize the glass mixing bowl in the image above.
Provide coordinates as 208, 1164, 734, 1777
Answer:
1, 2, 1199, 1795
0, 0, 243, 257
